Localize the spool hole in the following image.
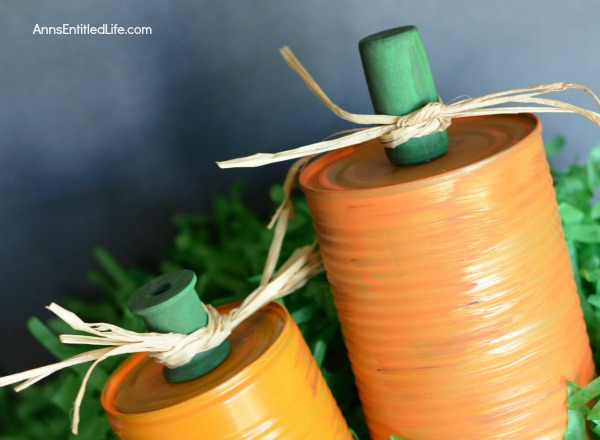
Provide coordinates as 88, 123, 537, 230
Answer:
149, 282, 171, 297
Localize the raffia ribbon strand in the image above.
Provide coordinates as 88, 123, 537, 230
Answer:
216, 46, 600, 169
0, 161, 322, 435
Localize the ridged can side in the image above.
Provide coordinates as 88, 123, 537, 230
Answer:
101, 302, 351, 439
300, 114, 595, 439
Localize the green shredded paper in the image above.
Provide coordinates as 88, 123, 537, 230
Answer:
1, 137, 600, 439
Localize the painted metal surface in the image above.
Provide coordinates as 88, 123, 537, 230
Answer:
300, 114, 594, 439
102, 302, 350, 439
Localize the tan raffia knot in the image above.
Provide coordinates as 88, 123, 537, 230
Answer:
382, 101, 451, 148
151, 305, 234, 368
0, 159, 321, 435
216, 47, 600, 169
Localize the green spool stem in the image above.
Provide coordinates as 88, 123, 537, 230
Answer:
359, 26, 449, 166
128, 269, 231, 383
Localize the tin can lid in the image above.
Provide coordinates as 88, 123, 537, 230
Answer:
102, 302, 286, 415
299, 114, 539, 195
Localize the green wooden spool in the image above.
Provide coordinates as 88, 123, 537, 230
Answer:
359, 26, 449, 166
128, 269, 231, 382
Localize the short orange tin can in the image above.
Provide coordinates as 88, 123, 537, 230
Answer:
299, 114, 595, 439
102, 289, 350, 439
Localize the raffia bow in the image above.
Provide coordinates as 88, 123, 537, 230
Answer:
217, 47, 600, 169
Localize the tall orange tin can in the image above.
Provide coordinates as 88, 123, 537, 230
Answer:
102, 296, 351, 439
299, 114, 594, 439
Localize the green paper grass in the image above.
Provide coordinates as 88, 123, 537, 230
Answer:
551, 138, 600, 440
2, 139, 600, 439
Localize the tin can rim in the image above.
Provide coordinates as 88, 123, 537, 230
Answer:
101, 301, 290, 419
299, 114, 540, 198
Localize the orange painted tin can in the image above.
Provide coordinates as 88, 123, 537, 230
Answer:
299, 114, 595, 439
101, 301, 351, 439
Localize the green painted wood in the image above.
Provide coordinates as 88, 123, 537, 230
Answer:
359, 26, 449, 165
128, 269, 230, 382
